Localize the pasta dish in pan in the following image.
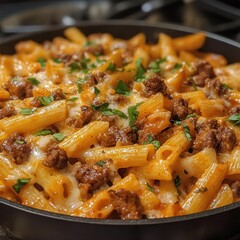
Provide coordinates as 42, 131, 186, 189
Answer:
0, 27, 239, 219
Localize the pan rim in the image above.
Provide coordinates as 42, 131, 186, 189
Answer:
0, 19, 240, 225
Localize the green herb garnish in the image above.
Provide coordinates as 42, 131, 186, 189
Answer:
183, 124, 192, 141
149, 58, 167, 73
53, 58, 62, 63
144, 134, 161, 149
106, 62, 117, 72
115, 80, 131, 96
227, 114, 240, 125
222, 83, 232, 90
96, 160, 105, 167
76, 79, 86, 93
128, 102, 141, 131
12, 178, 31, 194
38, 95, 54, 106
91, 103, 128, 119
69, 62, 81, 73
94, 86, 100, 95
52, 133, 66, 141
21, 108, 36, 115
146, 182, 154, 192
37, 57, 46, 67
186, 113, 198, 119
172, 63, 182, 72
134, 58, 146, 82
174, 175, 181, 188
15, 140, 25, 145
84, 41, 96, 46
27, 77, 40, 86
189, 77, 198, 91
68, 97, 78, 102
34, 129, 53, 136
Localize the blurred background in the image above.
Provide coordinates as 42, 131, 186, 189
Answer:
0, 0, 240, 41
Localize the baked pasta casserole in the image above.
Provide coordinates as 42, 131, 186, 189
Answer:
0, 27, 239, 219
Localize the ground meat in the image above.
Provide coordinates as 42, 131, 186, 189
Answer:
191, 60, 215, 87
55, 53, 82, 65
229, 105, 240, 116
216, 126, 236, 153
119, 127, 137, 145
137, 129, 153, 144
205, 77, 227, 98
66, 105, 94, 128
0, 106, 16, 119
110, 95, 128, 105
194, 121, 236, 153
99, 126, 120, 147
143, 75, 167, 97
6, 78, 33, 99
81, 105, 94, 124
43, 144, 68, 169
108, 188, 143, 220
87, 72, 107, 85
193, 129, 218, 151
75, 163, 110, 199
171, 98, 193, 120
99, 126, 137, 147
51, 89, 66, 100
231, 181, 240, 199
84, 44, 104, 55
0, 132, 31, 164
31, 97, 43, 108
196, 119, 220, 132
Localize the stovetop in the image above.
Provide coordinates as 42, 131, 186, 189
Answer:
0, 0, 240, 239
0, 0, 240, 42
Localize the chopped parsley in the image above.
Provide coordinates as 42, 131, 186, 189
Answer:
94, 86, 100, 95
91, 103, 109, 111
52, 133, 66, 141
148, 57, 167, 73
183, 124, 192, 141
146, 182, 154, 192
76, 78, 86, 93
12, 178, 31, 194
106, 62, 117, 72
134, 58, 146, 82
227, 114, 240, 126
189, 77, 198, 91
34, 129, 52, 136
37, 57, 46, 67
174, 175, 181, 188
68, 97, 78, 102
84, 40, 96, 46
27, 77, 40, 86
172, 63, 182, 72
37, 95, 54, 106
69, 62, 81, 73
12, 76, 20, 82
194, 187, 208, 193
96, 160, 105, 167
91, 103, 128, 119
52, 58, 62, 63
221, 83, 232, 90
115, 80, 131, 96
171, 119, 182, 125
21, 108, 36, 115
144, 134, 161, 149
15, 140, 25, 145
128, 103, 141, 131
186, 113, 198, 119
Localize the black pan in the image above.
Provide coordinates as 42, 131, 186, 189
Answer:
0, 21, 240, 240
